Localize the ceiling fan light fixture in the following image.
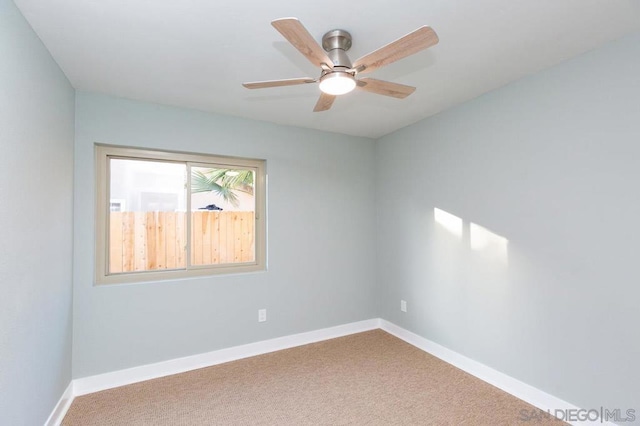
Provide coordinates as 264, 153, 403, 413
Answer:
319, 72, 356, 96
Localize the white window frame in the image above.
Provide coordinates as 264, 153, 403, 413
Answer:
95, 144, 266, 285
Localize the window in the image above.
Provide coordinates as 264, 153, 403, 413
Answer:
95, 145, 266, 284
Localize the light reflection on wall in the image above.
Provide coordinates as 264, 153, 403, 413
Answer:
433, 207, 509, 264
434, 208, 463, 238
470, 223, 509, 264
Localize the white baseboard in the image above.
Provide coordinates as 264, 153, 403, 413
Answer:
73, 318, 380, 396
379, 319, 615, 426
44, 381, 74, 426
49, 318, 610, 425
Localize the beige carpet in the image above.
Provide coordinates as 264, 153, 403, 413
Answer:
63, 330, 564, 425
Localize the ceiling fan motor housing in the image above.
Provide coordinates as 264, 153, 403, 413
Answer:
322, 29, 353, 69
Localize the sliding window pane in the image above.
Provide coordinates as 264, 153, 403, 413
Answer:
190, 166, 256, 266
108, 159, 187, 274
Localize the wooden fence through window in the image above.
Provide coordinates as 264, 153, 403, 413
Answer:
109, 211, 255, 273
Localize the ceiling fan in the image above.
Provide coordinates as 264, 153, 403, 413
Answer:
243, 18, 439, 112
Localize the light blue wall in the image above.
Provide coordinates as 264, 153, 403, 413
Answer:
376, 32, 640, 412
0, 0, 75, 424
73, 92, 377, 377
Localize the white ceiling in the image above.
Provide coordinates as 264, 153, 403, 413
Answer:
14, 0, 640, 139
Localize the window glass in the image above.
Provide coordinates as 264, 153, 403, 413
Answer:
190, 166, 256, 266
108, 159, 187, 274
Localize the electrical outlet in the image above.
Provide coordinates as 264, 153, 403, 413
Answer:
401, 300, 407, 312
258, 308, 267, 322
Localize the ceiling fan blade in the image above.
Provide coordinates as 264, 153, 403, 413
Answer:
353, 26, 438, 74
243, 78, 316, 89
313, 92, 336, 112
357, 78, 416, 99
272, 18, 334, 68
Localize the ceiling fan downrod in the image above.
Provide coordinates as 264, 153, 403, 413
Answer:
321, 29, 353, 70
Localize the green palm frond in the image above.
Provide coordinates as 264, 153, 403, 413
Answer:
190, 168, 254, 207
191, 170, 222, 193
